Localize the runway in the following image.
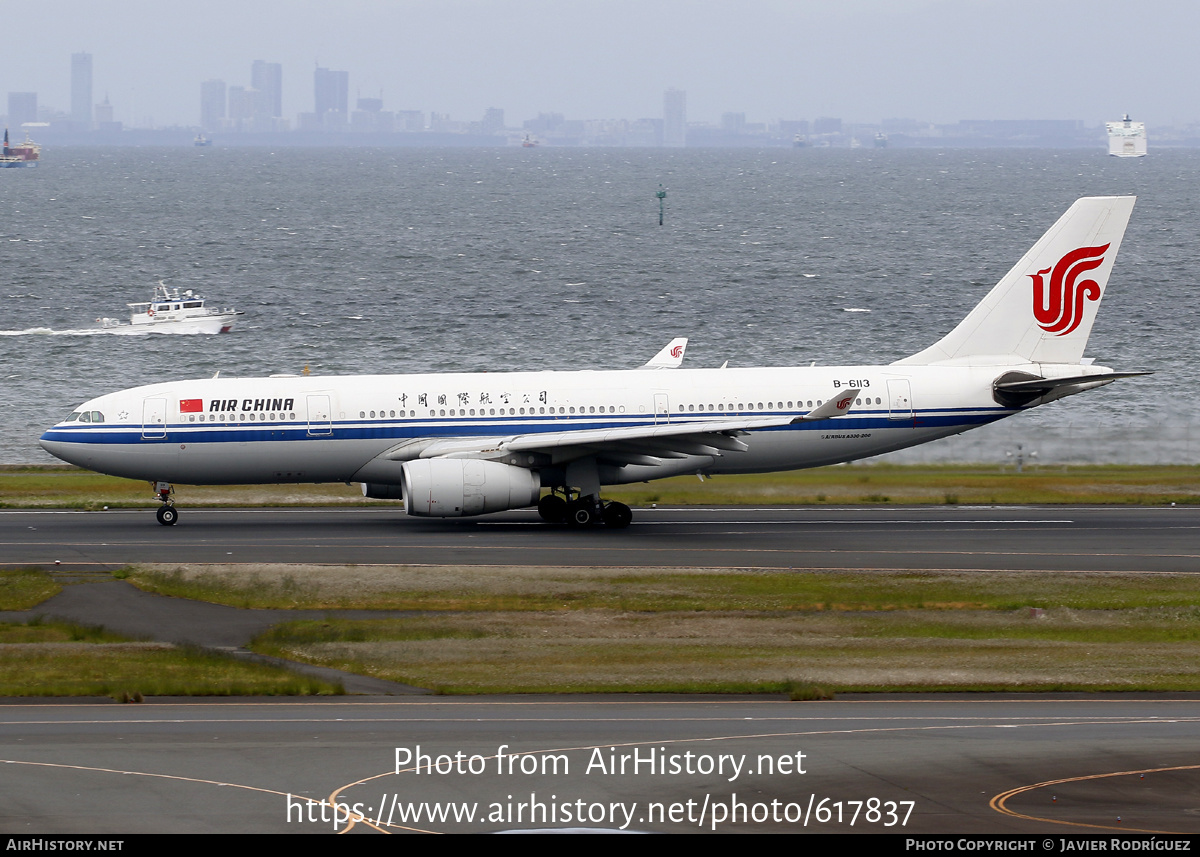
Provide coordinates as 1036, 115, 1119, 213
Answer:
2, 694, 1199, 834
3, 504, 1199, 573
4, 505, 1200, 834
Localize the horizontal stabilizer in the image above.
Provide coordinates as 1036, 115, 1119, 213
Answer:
994, 371, 1152, 394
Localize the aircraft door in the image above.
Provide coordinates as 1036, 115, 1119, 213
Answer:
141, 398, 166, 439
307, 394, 333, 436
887, 379, 913, 421
654, 393, 670, 424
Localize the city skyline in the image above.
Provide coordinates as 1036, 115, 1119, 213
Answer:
2, 0, 1198, 130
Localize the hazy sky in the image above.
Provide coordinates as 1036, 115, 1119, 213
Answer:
4, 0, 1198, 128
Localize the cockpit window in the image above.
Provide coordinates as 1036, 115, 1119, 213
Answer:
78, 411, 91, 423
91, 411, 105, 423
65, 412, 81, 422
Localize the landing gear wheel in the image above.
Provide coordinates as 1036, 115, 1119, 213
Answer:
156, 505, 178, 526
538, 494, 568, 524
567, 501, 595, 527
602, 502, 632, 529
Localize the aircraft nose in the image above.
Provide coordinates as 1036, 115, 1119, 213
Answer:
39, 428, 80, 466
39, 433, 66, 461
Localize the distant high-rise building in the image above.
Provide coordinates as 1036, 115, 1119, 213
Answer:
228, 86, 254, 125
94, 94, 119, 131
481, 107, 504, 135
314, 67, 348, 121
71, 52, 93, 127
663, 88, 686, 147
395, 110, 424, 132
7, 92, 37, 128
95, 95, 114, 125
251, 61, 282, 118
200, 79, 226, 131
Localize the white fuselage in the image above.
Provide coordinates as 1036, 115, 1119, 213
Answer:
39, 362, 1026, 488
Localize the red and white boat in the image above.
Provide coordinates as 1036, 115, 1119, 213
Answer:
1, 128, 40, 167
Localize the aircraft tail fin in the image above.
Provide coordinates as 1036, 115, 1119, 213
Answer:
895, 196, 1135, 367
641, 337, 688, 369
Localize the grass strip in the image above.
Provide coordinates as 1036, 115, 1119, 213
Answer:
126, 563, 1200, 694
0, 569, 61, 610
0, 619, 343, 697
3, 463, 1200, 508
250, 610, 1200, 694
124, 565, 1200, 612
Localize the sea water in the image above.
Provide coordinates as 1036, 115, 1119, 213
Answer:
1, 146, 1195, 465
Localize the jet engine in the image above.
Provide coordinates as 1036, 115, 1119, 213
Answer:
401, 458, 541, 517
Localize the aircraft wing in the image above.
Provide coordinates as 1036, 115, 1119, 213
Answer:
384, 393, 858, 467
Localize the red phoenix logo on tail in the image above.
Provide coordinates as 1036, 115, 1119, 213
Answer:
1030, 244, 1109, 337
669, 345, 684, 358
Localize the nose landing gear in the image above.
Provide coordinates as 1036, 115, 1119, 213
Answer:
152, 481, 178, 526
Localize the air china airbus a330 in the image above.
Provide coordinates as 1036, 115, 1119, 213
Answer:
41, 196, 1146, 528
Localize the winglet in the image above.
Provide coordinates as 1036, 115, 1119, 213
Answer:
793, 388, 860, 422
641, 337, 688, 369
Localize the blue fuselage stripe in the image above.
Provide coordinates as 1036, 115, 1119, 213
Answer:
40, 408, 1013, 447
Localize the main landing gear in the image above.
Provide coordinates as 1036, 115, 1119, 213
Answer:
153, 482, 178, 526
538, 491, 632, 529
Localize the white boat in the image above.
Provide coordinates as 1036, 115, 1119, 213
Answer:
122, 283, 242, 334
1106, 114, 1146, 157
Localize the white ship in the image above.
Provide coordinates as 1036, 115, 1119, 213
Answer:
1106, 114, 1146, 157
108, 283, 242, 334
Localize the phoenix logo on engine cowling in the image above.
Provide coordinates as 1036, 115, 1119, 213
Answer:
1030, 244, 1110, 336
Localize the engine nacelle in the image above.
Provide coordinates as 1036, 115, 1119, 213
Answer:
402, 458, 540, 517
360, 482, 405, 500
